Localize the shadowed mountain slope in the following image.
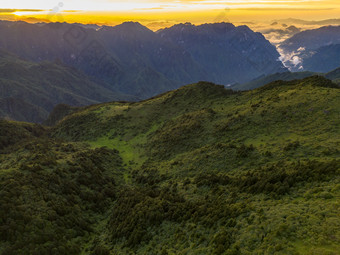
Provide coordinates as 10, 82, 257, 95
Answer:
280, 25, 340, 52
0, 50, 132, 122
279, 26, 340, 72
158, 22, 286, 84
302, 44, 340, 73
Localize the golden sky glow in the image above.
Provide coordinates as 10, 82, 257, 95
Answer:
1, 0, 340, 31
1, 0, 340, 12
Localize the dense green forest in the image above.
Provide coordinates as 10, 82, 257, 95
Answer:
0, 76, 339, 254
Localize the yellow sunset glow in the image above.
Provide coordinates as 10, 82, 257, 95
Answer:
1, 0, 340, 31
2, 0, 340, 12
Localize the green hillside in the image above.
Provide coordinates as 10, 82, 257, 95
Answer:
0, 76, 339, 254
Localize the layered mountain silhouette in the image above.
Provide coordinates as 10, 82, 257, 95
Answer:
0, 21, 286, 101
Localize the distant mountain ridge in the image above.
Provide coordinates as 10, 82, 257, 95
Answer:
280, 25, 340, 52
0, 20, 286, 99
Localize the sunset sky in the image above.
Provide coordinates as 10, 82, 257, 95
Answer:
1, 0, 340, 30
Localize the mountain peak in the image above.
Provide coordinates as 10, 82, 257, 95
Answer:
120, 21, 143, 27
116, 21, 150, 31
160, 22, 195, 32
100, 21, 152, 34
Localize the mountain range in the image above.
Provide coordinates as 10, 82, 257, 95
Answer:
2, 20, 340, 123
0, 76, 339, 254
0, 20, 286, 99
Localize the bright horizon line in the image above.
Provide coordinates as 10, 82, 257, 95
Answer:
3, 7, 340, 14
1, 0, 340, 31
1, 0, 340, 12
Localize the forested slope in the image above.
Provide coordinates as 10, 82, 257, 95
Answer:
0, 76, 339, 254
